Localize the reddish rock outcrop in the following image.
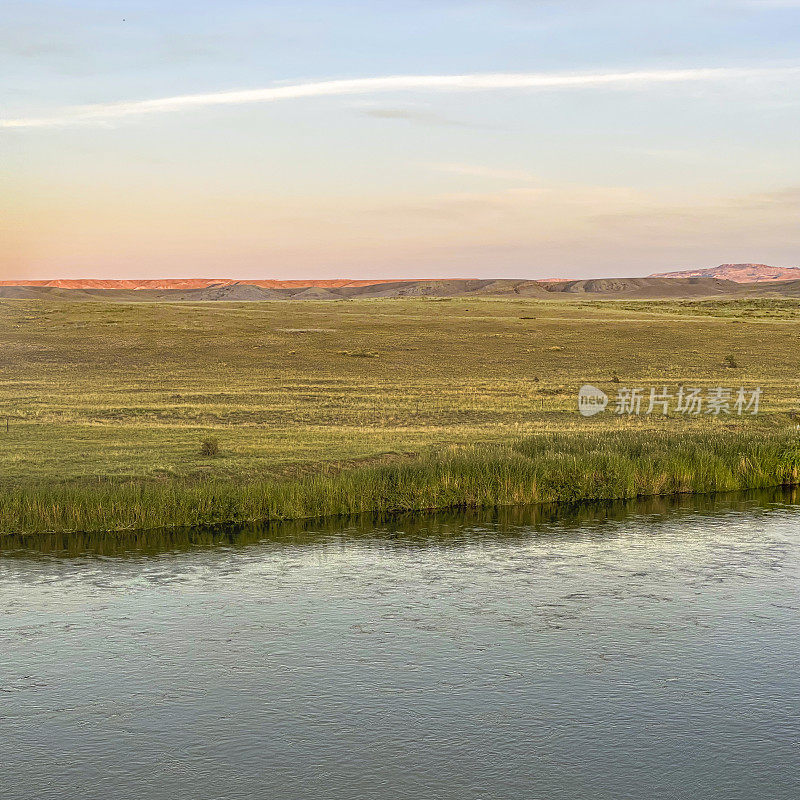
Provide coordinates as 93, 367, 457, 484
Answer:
650, 264, 800, 283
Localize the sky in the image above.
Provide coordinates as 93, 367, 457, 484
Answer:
2, 0, 799, 281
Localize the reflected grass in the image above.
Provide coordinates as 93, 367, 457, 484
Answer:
3, 485, 797, 558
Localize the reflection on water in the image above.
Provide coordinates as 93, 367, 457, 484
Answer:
1, 489, 799, 800
3, 485, 798, 558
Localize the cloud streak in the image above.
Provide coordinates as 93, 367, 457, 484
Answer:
3, 66, 800, 129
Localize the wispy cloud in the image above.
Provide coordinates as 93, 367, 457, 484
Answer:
3, 66, 799, 129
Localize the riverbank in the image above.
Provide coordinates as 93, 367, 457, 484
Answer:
3, 298, 800, 536
3, 430, 798, 535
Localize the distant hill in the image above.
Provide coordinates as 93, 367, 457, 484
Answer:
0, 278, 414, 290
4, 276, 800, 301
3, 265, 799, 293
650, 263, 800, 282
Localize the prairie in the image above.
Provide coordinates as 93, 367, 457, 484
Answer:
1, 297, 799, 534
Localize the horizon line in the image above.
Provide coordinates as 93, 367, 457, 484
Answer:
3, 265, 799, 288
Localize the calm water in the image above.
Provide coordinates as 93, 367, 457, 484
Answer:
2, 491, 799, 800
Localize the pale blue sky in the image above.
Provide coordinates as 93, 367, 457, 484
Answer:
2, 0, 799, 279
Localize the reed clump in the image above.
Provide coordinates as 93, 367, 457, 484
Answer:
2, 430, 798, 536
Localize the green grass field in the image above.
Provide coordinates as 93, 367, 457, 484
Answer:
1, 297, 799, 534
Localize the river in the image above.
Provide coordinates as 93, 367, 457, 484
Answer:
2, 490, 799, 799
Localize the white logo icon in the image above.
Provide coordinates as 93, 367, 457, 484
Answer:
578, 385, 609, 417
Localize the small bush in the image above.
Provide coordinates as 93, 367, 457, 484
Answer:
723, 354, 740, 369
200, 437, 220, 457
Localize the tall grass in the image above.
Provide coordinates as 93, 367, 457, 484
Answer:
2, 430, 798, 536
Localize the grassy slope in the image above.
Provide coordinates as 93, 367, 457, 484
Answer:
1, 297, 799, 534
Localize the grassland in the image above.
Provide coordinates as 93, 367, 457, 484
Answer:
1, 296, 799, 535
